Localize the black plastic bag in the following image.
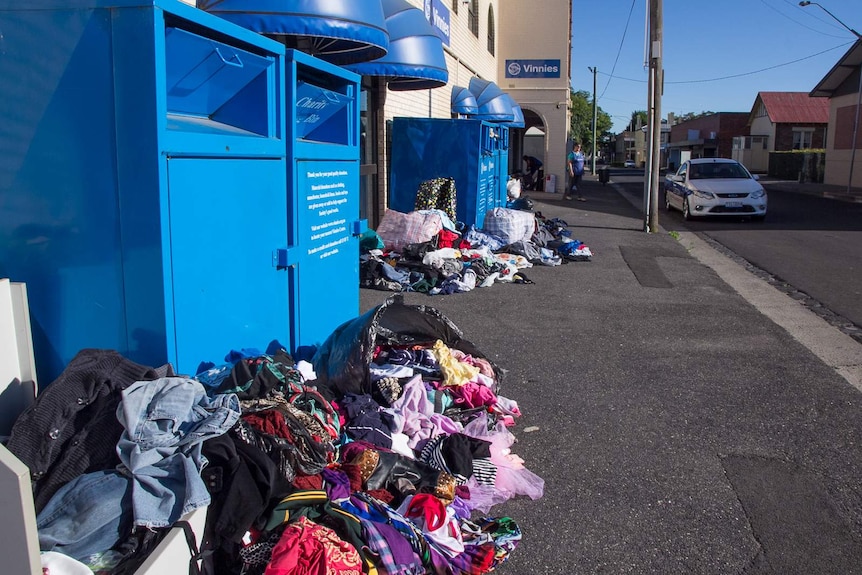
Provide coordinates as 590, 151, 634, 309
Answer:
312, 294, 502, 399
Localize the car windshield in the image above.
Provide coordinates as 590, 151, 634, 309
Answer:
689, 163, 749, 179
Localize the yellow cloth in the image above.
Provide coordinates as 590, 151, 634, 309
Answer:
432, 340, 480, 387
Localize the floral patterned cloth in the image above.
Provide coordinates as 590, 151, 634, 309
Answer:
414, 177, 458, 222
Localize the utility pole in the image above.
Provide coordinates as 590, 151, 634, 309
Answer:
589, 66, 597, 175
644, 0, 663, 232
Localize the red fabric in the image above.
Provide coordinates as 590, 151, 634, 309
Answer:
292, 473, 323, 491
404, 493, 446, 531
244, 410, 292, 440
339, 464, 364, 493
436, 229, 461, 249
265, 516, 361, 575
365, 488, 394, 504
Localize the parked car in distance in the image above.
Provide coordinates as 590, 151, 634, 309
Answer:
624, 159, 636, 168
664, 158, 767, 221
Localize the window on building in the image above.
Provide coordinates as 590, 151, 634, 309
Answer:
835, 105, 862, 149
468, 0, 478, 37
792, 128, 814, 150
451, 0, 458, 14
487, 6, 495, 54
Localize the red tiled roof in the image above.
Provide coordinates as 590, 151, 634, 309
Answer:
756, 92, 830, 124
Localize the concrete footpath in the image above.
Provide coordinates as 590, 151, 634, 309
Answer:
359, 176, 862, 574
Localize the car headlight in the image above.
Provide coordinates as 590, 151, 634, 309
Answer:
750, 188, 765, 199
691, 188, 715, 200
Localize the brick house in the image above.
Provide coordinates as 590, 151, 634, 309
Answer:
666, 112, 749, 171
732, 92, 829, 172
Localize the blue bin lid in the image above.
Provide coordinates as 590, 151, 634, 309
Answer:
199, 0, 389, 65
343, 0, 448, 91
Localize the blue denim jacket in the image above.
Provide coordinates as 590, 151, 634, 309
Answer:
117, 377, 240, 528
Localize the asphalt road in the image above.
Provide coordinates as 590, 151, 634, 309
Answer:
613, 169, 862, 335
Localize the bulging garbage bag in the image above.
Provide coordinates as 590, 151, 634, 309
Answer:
312, 294, 502, 399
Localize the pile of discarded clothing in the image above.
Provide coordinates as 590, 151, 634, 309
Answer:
9, 297, 543, 574
360, 207, 592, 295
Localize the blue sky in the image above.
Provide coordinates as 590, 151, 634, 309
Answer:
572, 0, 860, 133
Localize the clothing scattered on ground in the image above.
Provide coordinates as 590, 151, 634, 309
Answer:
362, 207, 592, 295
12, 301, 545, 574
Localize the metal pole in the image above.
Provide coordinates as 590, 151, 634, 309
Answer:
590, 66, 597, 176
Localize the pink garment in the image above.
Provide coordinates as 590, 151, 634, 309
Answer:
390, 375, 462, 449
450, 381, 497, 409
449, 350, 496, 381
491, 394, 521, 418
265, 516, 362, 575
462, 412, 544, 502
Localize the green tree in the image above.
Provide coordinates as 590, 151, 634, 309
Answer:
569, 89, 612, 155
627, 110, 648, 132
674, 111, 715, 123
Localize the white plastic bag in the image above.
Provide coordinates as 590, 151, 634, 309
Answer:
506, 177, 522, 200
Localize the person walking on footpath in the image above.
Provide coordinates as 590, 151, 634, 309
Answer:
566, 143, 586, 201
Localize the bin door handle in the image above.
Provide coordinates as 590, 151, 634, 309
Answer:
214, 47, 243, 68
273, 248, 297, 269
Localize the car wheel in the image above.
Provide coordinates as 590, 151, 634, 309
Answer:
683, 198, 692, 220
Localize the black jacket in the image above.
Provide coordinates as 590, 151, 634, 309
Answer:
5, 349, 167, 512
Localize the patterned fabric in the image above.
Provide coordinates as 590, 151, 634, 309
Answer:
471, 458, 497, 486
482, 207, 537, 245
339, 496, 426, 575
414, 177, 457, 221
375, 377, 403, 405
264, 516, 362, 575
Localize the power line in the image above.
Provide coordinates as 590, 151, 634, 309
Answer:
600, 41, 852, 85
760, 0, 849, 39
598, 0, 637, 100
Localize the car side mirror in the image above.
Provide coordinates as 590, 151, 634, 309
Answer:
672, 175, 684, 182
751, 174, 760, 181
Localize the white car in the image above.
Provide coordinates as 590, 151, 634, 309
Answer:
664, 158, 767, 221
624, 159, 636, 168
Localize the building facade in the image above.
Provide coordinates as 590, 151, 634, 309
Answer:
810, 40, 862, 191
666, 113, 749, 170
362, 0, 574, 225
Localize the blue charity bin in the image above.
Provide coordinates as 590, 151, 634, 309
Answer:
282, 50, 365, 350
0, 0, 290, 382
390, 118, 508, 228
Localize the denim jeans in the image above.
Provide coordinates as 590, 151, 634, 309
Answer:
37, 469, 132, 562
117, 377, 240, 529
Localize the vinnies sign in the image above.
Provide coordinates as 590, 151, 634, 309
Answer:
505, 59, 561, 79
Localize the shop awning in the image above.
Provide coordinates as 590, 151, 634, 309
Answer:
468, 77, 515, 122
451, 86, 478, 115
344, 0, 448, 91
198, 0, 389, 65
